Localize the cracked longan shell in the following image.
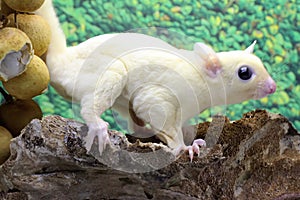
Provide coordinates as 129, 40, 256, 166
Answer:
7, 13, 51, 56
0, 126, 12, 165
3, 0, 45, 12
3, 55, 50, 100
0, 27, 33, 81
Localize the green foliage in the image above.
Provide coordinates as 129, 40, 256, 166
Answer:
34, 0, 299, 131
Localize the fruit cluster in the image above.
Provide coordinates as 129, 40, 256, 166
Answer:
0, 0, 50, 164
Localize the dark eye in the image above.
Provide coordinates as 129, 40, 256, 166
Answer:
238, 65, 253, 80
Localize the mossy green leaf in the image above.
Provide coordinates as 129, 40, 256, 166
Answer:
274, 91, 290, 105
269, 24, 279, 35
181, 5, 193, 16
286, 72, 296, 82
40, 102, 55, 115
265, 16, 275, 25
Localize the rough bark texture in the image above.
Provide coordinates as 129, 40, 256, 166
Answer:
0, 110, 299, 200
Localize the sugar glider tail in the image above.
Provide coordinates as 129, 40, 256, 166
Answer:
34, 0, 67, 56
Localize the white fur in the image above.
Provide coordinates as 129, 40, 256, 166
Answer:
35, 0, 276, 156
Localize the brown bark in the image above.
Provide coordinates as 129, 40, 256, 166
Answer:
0, 110, 299, 200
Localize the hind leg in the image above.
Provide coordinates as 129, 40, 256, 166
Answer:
131, 88, 205, 161
131, 88, 186, 150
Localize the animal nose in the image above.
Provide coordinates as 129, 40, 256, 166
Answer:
266, 77, 276, 94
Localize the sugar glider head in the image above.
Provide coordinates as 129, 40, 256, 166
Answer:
193, 41, 276, 105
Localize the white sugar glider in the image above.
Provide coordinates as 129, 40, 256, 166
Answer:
35, 0, 276, 160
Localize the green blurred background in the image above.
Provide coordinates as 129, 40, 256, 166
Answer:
35, 0, 299, 131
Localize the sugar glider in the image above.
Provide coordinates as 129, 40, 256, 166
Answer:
35, 0, 276, 160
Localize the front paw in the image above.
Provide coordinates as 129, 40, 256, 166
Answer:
83, 121, 110, 155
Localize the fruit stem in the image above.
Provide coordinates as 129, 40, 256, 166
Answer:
14, 12, 18, 29
0, 87, 13, 103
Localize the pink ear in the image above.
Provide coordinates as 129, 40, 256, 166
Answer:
193, 43, 222, 78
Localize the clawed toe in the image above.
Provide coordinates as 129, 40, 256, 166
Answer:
83, 134, 94, 153
186, 139, 206, 162
97, 131, 111, 154
193, 138, 206, 147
